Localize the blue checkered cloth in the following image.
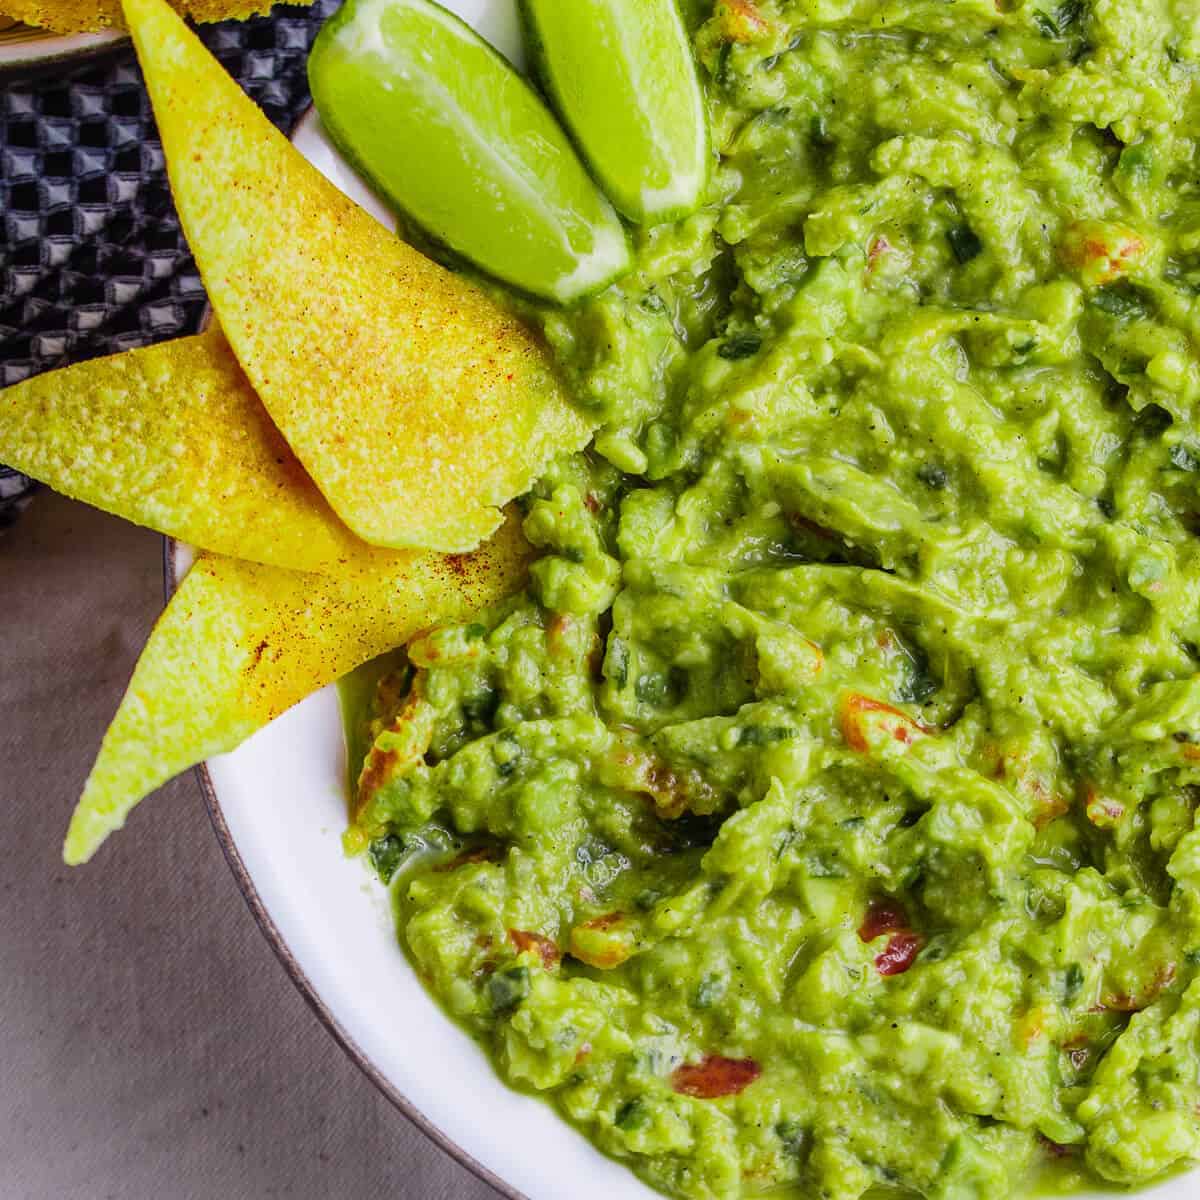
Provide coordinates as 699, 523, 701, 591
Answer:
0, 1, 339, 527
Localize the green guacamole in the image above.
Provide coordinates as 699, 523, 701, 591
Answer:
347, 1, 1200, 1196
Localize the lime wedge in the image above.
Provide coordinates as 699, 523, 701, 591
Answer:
520, 0, 709, 225
308, 0, 630, 304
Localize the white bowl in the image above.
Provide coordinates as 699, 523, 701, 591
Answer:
0, 21, 123, 72
180, 3, 1198, 1197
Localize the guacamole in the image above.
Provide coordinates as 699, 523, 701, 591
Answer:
347, 1, 1200, 1195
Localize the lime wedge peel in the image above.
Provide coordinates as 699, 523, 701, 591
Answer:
309, 0, 631, 304
520, 0, 710, 225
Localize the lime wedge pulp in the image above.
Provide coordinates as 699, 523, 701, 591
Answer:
308, 0, 631, 304
520, 0, 710, 225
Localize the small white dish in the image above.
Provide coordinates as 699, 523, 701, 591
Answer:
0, 20, 123, 72
175, 2, 1199, 1197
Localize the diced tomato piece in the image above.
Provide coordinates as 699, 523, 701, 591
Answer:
1032, 790, 1071, 829
1082, 785, 1124, 827
875, 931, 925, 976
507, 929, 561, 970
858, 897, 909, 943
569, 912, 635, 969
719, 0, 769, 42
858, 896, 924, 975
671, 1055, 762, 1098
1058, 220, 1147, 285
601, 745, 718, 819
839, 693, 932, 753
992, 751, 1067, 828
1101, 962, 1176, 1012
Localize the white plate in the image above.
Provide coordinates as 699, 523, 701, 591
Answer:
0, 22, 123, 72
181, 3, 1198, 1197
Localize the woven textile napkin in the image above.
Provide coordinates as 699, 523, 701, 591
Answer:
0, 0, 338, 524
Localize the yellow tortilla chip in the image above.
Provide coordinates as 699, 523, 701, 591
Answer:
1, 0, 265, 32
63, 512, 530, 865
123, 0, 591, 554
0, 326, 397, 575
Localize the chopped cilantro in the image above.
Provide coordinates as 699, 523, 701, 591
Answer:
737, 724, 798, 746
367, 834, 406, 884
487, 965, 531, 1014
718, 334, 763, 360
947, 223, 983, 264
1063, 962, 1085, 1003
1088, 281, 1154, 321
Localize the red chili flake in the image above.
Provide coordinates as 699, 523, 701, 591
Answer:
507, 929, 561, 970
671, 1055, 761, 1098
584, 493, 602, 514
858, 898, 909, 943
875, 931, 925, 976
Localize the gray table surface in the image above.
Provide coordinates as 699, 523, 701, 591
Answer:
0, 490, 502, 1200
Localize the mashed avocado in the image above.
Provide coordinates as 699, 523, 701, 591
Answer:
348, 1, 1200, 1195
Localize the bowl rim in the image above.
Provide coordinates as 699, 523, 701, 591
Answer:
162, 538, 526, 1200
0, 25, 125, 74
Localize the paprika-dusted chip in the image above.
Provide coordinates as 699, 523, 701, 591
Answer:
123, 0, 591, 553
63, 511, 531, 865
0, 0, 266, 33
0, 327, 399, 575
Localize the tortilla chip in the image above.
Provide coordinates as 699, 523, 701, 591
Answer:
0, 0, 265, 32
123, 0, 591, 553
63, 512, 530, 865
0, 326, 403, 575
